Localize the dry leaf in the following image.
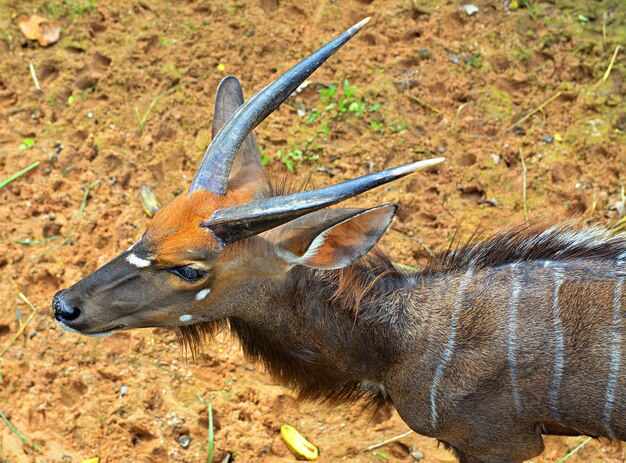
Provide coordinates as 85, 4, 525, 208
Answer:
18, 15, 61, 46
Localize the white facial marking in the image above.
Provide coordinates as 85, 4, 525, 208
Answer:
179, 314, 193, 322
126, 253, 151, 268
195, 288, 211, 301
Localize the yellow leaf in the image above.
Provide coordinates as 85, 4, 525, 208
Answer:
18, 15, 60, 46
216, 63, 226, 72
138, 185, 161, 218
280, 423, 319, 460
80, 458, 100, 463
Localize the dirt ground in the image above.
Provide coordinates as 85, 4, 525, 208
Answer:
0, 0, 624, 462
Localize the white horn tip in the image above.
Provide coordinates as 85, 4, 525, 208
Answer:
412, 157, 446, 169
353, 17, 371, 30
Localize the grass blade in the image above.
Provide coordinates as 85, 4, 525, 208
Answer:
0, 411, 42, 451
195, 393, 214, 463
0, 161, 40, 189
555, 437, 591, 463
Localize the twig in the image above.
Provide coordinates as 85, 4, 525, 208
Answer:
519, 149, 529, 224
0, 161, 40, 189
555, 437, 592, 463
497, 91, 562, 138
29, 61, 41, 92
406, 93, 442, 114
593, 45, 621, 89
0, 293, 37, 358
0, 411, 42, 451
451, 103, 468, 133
362, 430, 413, 452
195, 393, 214, 463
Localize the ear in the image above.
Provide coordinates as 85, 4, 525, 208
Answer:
212, 76, 269, 198
269, 204, 397, 270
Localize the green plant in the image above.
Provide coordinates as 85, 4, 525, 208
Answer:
18, 138, 35, 151
465, 53, 481, 68
369, 120, 384, 133
276, 141, 318, 171
45, 0, 97, 19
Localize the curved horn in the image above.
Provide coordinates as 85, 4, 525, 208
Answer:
189, 17, 371, 194
201, 158, 445, 248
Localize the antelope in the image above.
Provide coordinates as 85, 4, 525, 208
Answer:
52, 19, 626, 463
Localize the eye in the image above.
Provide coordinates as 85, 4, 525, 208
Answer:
167, 266, 207, 282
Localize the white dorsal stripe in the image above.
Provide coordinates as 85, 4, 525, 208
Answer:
549, 268, 565, 423
508, 263, 523, 414
604, 275, 624, 439
126, 253, 151, 268
430, 264, 475, 428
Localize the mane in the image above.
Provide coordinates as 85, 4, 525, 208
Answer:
322, 247, 408, 319
430, 222, 626, 272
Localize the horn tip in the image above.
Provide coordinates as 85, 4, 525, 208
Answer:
353, 17, 371, 31
411, 157, 446, 170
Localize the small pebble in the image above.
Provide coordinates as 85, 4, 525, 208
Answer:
449, 54, 461, 65
29, 332, 37, 339
178, 435, 191, 449
461, 4, 479, 15
411, 449, 424, 461
491, 154, 500, 164
87, 112, 94, 119
542, 135, 554, 143
119, 385, 129, 397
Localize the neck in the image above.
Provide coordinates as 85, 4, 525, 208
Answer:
229, 251, 416, 408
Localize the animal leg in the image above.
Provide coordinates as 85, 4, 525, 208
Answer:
441, 431, 545, 463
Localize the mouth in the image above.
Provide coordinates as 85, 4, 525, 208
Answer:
57, 321, 125, 338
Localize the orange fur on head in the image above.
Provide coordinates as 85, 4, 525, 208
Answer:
145, 188, 254, 264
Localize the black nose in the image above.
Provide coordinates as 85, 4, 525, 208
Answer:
52, 290, 82, 323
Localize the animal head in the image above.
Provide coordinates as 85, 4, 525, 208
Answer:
52, 19, 444, 337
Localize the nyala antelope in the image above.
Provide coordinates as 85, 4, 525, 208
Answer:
52, 19, 626, 463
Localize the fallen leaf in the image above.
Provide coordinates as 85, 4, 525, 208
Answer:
18, 15, 61, 46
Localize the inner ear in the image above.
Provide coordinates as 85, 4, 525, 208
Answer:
271, 204, 397, 270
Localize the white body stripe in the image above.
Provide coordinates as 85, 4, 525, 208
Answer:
430, 265, 474, 427
549, 268, 566, 422
604, 276, 624, 439
179, 314, 193, 322
126, 253, 151, 268
508, 264, 523, 413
